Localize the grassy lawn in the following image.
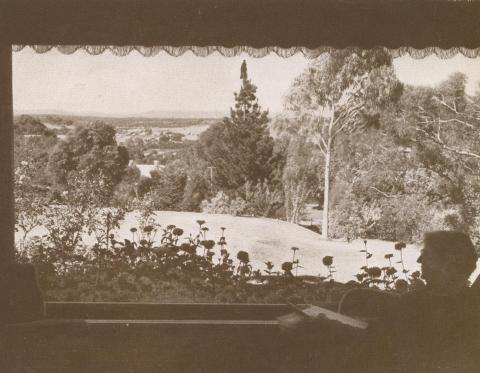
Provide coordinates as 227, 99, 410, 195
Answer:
103, 211, 422, 283
22, 210, 480, 284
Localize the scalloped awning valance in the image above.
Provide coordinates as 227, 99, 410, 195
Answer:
12, 46, 480, 59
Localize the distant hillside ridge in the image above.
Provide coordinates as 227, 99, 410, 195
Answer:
14, 109, 226, 119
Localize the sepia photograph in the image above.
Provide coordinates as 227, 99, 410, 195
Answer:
2, 1, 480, 372
7, 45, 480, 372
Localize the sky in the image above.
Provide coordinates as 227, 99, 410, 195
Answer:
12, 48, 480, 117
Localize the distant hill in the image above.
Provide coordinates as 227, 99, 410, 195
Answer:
14, 109, 226, 119
13, 114, 220, 134
134, 110, 226, 119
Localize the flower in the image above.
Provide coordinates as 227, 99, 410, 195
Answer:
196, 220, 206, 227
180, 243, 196, 255
355, 273, 365, 282
201, 240, 215, 250
411, 270, 421, 279
281, 262, 293, 272
143, 225, 154, 233
237, 250, 250, 264
384, 253, 394, 259
386, 267, 397, 276
172, 228, 184, 236
394, 242, 407, 251
366, 267, 382, 278
322, 256, 333, 267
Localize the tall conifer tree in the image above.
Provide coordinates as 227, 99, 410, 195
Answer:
197, 60, 274, 191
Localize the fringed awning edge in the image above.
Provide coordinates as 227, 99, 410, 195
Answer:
12, 45, 480, 59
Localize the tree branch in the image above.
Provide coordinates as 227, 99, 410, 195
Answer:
369, 186, 395, 198
415, 127, 480, 159
332, 102, 364, 139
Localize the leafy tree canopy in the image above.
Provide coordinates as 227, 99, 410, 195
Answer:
48, 121, 129, 201
329, 72, 480, 244
283, 49, 402, 238
14, 115, 56, 137
286, 49, 403, 139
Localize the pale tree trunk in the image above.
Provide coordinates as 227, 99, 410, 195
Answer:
285, 182, 308, 224
292, 186, 301, 223
284, 186, 292, 222
321, 142, 331, 239
288, 187, 299, 224
321, 111, 334, 239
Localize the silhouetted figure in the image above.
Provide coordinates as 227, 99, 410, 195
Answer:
278, 231, 480, 373
367, 231, 480, 373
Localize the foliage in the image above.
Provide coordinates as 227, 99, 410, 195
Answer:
281, 135, 321, 223
328, 73, 480, 245
354, 240, 425, 291
239, 180, 283, 218
196, 60, 276, 192
285, 49, 402, 238
391, 73, 480, 245
201, 191, 247, 216
14, 160, 49, 246
14, 115, 56, 137
201, 180, 283, 218
14, 116, 58, 190
122, 137, 147, 163
180, 168, 211, 212
16, 60, 477, 307
110, 165, 144, 207
17, 200, 424, 304
145, 160, 185, 209
48, 121, 129, 202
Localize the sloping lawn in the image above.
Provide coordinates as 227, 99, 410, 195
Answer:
114, 211, 423, 283
22, 210, 480, 283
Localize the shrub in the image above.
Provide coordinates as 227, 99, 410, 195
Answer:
201, 181, 283, 218
201, 191, 247, 216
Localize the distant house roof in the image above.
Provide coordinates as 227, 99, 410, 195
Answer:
135, 163, 165, 178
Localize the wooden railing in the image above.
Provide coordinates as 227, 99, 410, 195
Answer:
44, 301, 295, 321
2, 302, 297, 373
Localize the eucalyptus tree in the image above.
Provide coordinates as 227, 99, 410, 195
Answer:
395, 73, 480, 243
286, 49, 402, 238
